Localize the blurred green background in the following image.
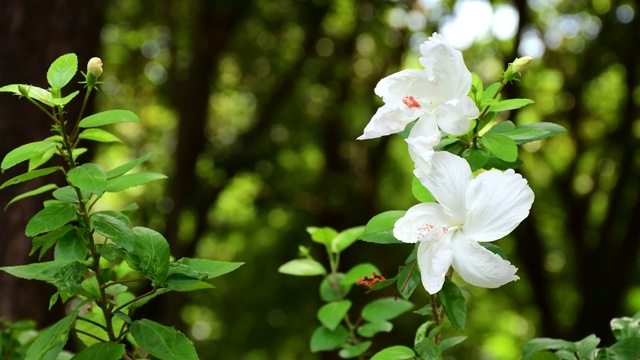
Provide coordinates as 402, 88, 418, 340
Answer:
1, 0, 640, 359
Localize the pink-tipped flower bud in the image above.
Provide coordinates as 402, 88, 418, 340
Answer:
87, 57, 103, 78
512, 56, 532, 73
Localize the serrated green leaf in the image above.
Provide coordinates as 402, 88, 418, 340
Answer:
357, 321, 393, 337
411, 177, 435, 203
306, 226, 338, 246
131, 319, 198, 360
361, 297, 413, 322
461, 147, 490, 171
278, 259, 326, 276
370, 346, 415, 360
78, 128, 122, 143
317, 300, 351, 331
339, 341, 371, 358
0, 260, 71, 282
437, 280, 467, 331
24, 311, 77, 360
489, 98, 534, 112
78, 109, 140, 128
90, 213, 134, 251
341, 263, 381, 286
67, 163, 107, 196
105, 172, 167, 192
522, 338, 577, 360
47, 53, 78, 90
4, 183, 57, 210
480, 132, 518, 162
0, 166, 60, 189
105, 153, 157, 179
126, 227, 170, 284
1, 140, 57, 172
359, 211, 405, 244
310, 325, 349, 352
332, 226, 364, 253
25, 202, 77, 237
70, 342, 125, 360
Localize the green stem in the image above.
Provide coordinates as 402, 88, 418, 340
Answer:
473, 79, 508, 148
71, 86, 93, 143
113, 287, 157, 314
76, 315, 109, 331
25, 96, 60, 124
74, 328, 107, 343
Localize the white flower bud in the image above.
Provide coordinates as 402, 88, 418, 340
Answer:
87, 57, 103, 78
512, 56, 532, 73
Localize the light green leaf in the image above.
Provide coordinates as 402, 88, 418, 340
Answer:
0, 260, 71, 282
341, 263, 381, 286
317, 300, 351, 331
105, 172, 167, 192
498, 122, 568, 144
52, 186, 87, 203
67, 163, 107, 196
437, 280, 467, 331
359, 211, 405, 244
25, 202, 77, 237
48, 91, 79, 106
411, 177, 435, 203
522, 338, 577, 360
28, 147, 56, 171
489, 98, 534, 112
440, 336, 467, 352
126, 227, 170, 284
0, 166, 60, 189
1, 140, 57, 172
78, 128, 122, 143
78, 109, 140, 128
361, 297, 414, 323
320, 274, 349, 302
4, 183, 57, 210
481, 82, 501, 103
47, 53, 78, 90
370, 346, 415, 360
332, 226, 364, 253
357, 321, 393, 338
0, 84, 55, 106
130, 319, 198, 360
164, 263, 215, 292
480, 132, 518, 162
70, 342, 125, 360
415, 338, 441, 359
90, 213, 134, 251
278, 259, 326, 276
173, 257, 243, 279
24, 311, 77, 360
339, 341, 371, 359
310, 325, 349, 352
106, 153, 157, 179
306, 227, 338, 246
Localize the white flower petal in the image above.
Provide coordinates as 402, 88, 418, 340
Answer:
417, 152, 472, 222
417, 235, 454, 294
462, 169, 534, 242
434, 97, 479, 135
407, 117, 441, 176
374, 69, 431, 102
451, 234, 519, 288
358, 101, 423, 140
393, 203, 452, 244
419, 33, 472, 101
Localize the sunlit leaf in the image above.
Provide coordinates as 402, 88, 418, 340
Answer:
480, 132, 518, 162
317, 300, 351, 331
1, 140, 57, 172
331, 226, 364, 253
306, 226, 338, 246
522, 338, 577, 360
488, 98, 534, 112
357, 321, 393, 338
411, 177, 435, 203
0, 166, 60, 190
131, 319, 198, 360
47, 53, 78, 90
125, 227, 170, 284
338, 341, 371, 359
106, 153, 157, 179
78, 109, 140, 128
25, 202, 78, 237
310, 325, 349, 352
278, 259, 326, 276
78, 128, 122, 143
361, 297, 413, 322
105, 172, 167, 192
360, 211, 405, 244
370, 346, 415, 360
67, 163, 107, 196
90, 213, 134, 251
4, 183, 57, 210
341, 263, 381, 286
0, 260, 72, 282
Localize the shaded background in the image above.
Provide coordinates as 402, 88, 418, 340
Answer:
1, 0, 640, 358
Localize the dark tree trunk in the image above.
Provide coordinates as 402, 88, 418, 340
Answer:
0, 0, 103, 326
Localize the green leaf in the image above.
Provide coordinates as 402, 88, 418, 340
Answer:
461, 147, 490, 171
575, 334, 600, 359
0, 84, 55, 106
47, 53, 78, 90
90, 213, 134, 251
597, 337, 640, 359
320, 274, 349, 302
24, 311, 77, 360
481, 82, 501, 103
126, 227, 170, 284
25, 202, 77, 237
67, 163, 107, 196
415, 338, 441, 359
359, 211, 405, 244
310, 325, 349, 352
31, 225, 74, 259
339, 341, 371, 358
173, 257, 243, 279
0, 166, 60, 189
522, 338, 577, 360
130, 319, 198, 360
4, 183, 57, 210
0, 260, 71, 282
332, 226, 365, 253
78, 109, 141, 128
306, 226, 338, 246
317, 300, 351, 331
105, 172, 167, 192
437, 280, 467, 331
488, 98, 534, 112
70, 342, 125, 360
48, 91, 79, 106
52, 185, 90, 203
611, 314, 640, 341
1, 140, 57, 172
357, 321, 393, 338
411, 177, 436, 203
54, 229, 86, 261
341, 263, 381, 286
440, 336, 467, 352
370, 346, 415, 360
164, 264, 214, 292
397, 261, 420, 300
278, 259, 326, 276
480, 243, 508, 259
105, 153, 157, 179
78, 128, 122, 143
480, 132, 518, 162
361, 297, 414, 322
53, 261, 87, 293
28, 147, 56, 171
498, 122, 568, 145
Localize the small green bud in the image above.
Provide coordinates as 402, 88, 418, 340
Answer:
87, 57, 103, 78
17, 85, 29, 97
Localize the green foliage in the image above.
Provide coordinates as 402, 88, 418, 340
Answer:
0, 53, 242, 359
359, 211, 405, 244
